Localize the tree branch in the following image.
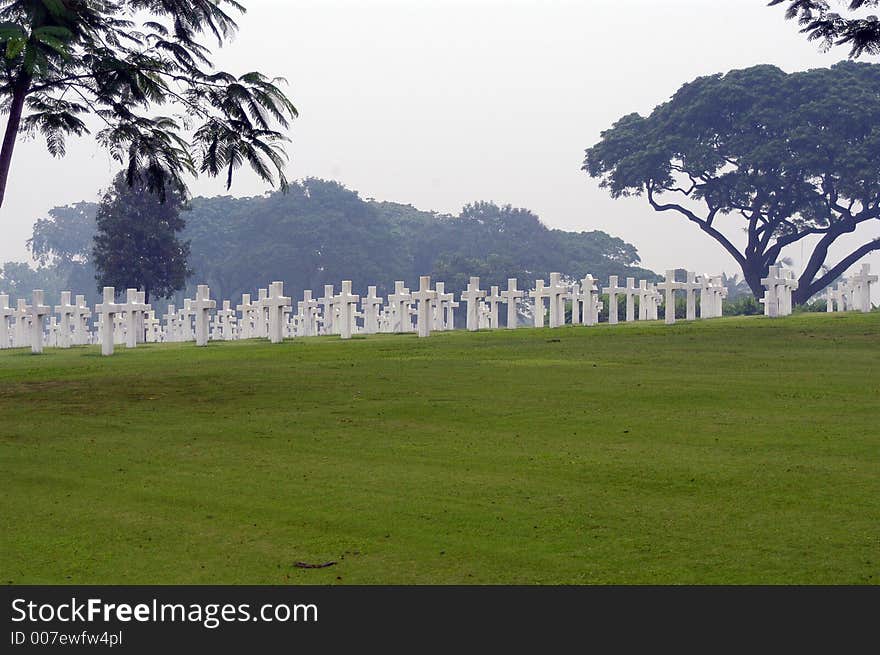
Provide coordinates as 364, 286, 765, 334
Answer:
801, 239, 880, 301
647, 183, 746, 267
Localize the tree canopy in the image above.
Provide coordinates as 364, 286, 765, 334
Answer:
0, 0, 296, 209
92, 170, 190, 302
771, 1, 880, 57
583, 61, 880, 303
2, 178, 657, 306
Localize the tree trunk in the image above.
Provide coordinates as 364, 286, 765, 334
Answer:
741, 258, 767, 301
0, 75, 31, 209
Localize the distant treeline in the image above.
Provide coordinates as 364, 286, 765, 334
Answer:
2, 178, 657, 306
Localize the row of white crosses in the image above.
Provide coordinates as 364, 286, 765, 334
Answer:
760, 267, 799, 318
825, 263, 877, 313
18, 260, 873, 356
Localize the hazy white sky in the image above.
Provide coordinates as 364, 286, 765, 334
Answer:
1, 0, 878, 289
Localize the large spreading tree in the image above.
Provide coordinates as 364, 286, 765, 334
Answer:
0, 0, 296, 209
583, 61, 880, 304
771, 1, 880, 57
92, 170, 190, 302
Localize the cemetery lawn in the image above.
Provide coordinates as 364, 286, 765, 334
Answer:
1, 313, 878, 585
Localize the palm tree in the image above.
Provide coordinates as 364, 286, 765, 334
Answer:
0, 0, 296, 209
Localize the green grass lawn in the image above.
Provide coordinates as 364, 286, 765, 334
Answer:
1, 313, 878, 584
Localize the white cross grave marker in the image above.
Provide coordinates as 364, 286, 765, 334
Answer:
460, 277, 486, 332
761, 266, 785, 318
387, 281, 413, 333
501, 278, 524, 329
851, 263, 877, 313
27, 290, 50, 354
0, 294, 12, 349
580, 275, 601, 326
546, 273, 569, 328
124, 288, 147, 348
266, 281, 291, 343
682, 272, 701, 321
657, 270, 682, 325
623, 277, 640, 322
602, 275, 627, 325
529, 279, 548, 328
163, 304, 178, 342
14, 299, 29, 348
333, 280, 360, 340
298, 290, 320, 337
96, 287, 121, 356
411, 275, 437, 338
192, 285, 217, 346
485, 285, 503, 329
362, 286, 383, 335
53, 291, 76, 348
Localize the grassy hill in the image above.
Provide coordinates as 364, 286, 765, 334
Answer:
1, 313, 878, 584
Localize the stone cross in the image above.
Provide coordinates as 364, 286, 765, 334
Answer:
623, 277, 640, 322
485, 285, 503, 329
433, 282, 455, 331
144, 310, 162, 343
377, 309, 392, 333
192, 285, 217, 346
124, 288, 147, 348
698, 274, 714, 319
711, 275, 728, 317
851, 263, 877, 313
580, 275, 601, 326
657, 270, 682, 325
163, 304, 178, 342
298, 290, 320, 337
333, 280, 360, 340
265, 281, 291, 343
649, 284, 662, 321
387, 281, 413, 333
460, 277, 486, 332
839, 280, 853, 311
47, 317, 60, 348
27, 290, 50, 354
602, 275, 627, 325
96, 287, 121, 356
53, 291, 76, 349
318, 284, 336, 335
113, 311, 126, 345
213, 300, 236, 341
825, 286, 837, 312
546, 273, 569, 328
637, 281, 651, 321
178, 299, 195, 342
0, 294, 12, 349
236, 294, 255, 339
361, 285, 383, 335
500, 278, 524, 329
253, 288, 269, 338
411, 275, 437, 338
529, 279, 548, 328
73, 295, 92, 346
136, 291, 148, 343
760, 266, 785, 318
681, 272, 701, 321
478, 302, 491, 329
14, 299, 29, 348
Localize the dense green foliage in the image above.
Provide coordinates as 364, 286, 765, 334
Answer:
771, 0, 880, 58
2, 314, 878, 584
584, 61, 880, 304
0, 0, 296, 208
184, 182, 656, 302
92, 172, 191, 302
1, 178, 657, 304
